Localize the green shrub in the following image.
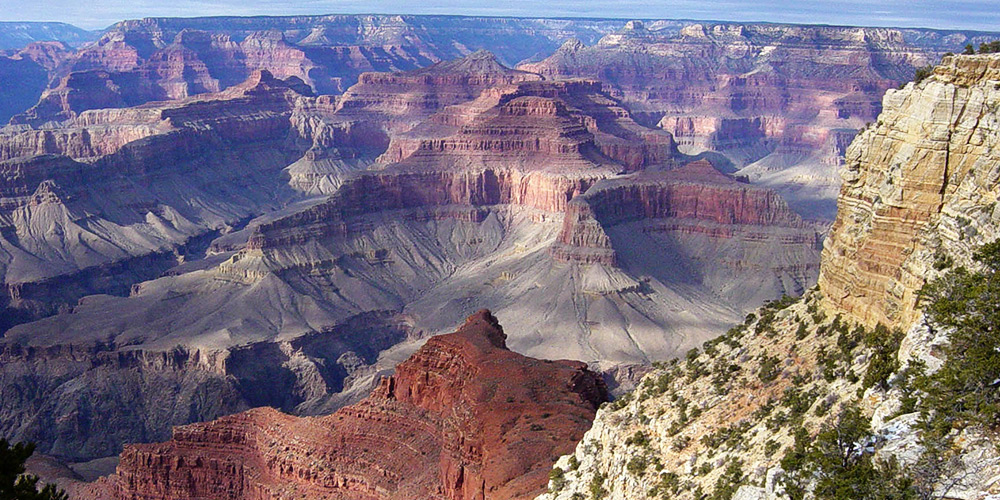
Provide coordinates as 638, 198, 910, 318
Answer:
625, 431, 650, 447
758, 354, 782, 383
917, 239, 1000, 434
795, 321, 809, 340
0, 440, 67, 500
861, 324, 904, 391
648, 472, 680, 498
765, 439, 781, 456
549, 467, 566, 493
913, 65, 934, 84
978, 40, 1000, 54
710, 459, 744, 500
627, 455, 649, 476
780, 406, 919, 500
589, 472, 608, 500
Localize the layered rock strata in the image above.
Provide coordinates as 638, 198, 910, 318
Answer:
552, 160, 810, 265
819, 54, 1000, 330
520, 21, 1000, 218
0, 50, 816, 464
0, 70, 316, 327
88, 310, 607, 500
0, 42, 72, 123
9, 16, 626, 125
538, 52, 1000, 500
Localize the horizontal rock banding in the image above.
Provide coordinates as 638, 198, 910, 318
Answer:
95, 310, 607, 500
819, 54, 1000, 329
552, 160, 809, 264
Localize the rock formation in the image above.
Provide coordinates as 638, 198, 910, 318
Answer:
819, 54, 1000, 330
552, 160, 811, 266
520, 21, 997, 219
7, 16, 626, 125
0, 49, 824, 464
0, 70, 315, 329
0, 22, 93, 50
538, 52, 1000, 500
0, 42, 72, 123
79, 310, 606, 500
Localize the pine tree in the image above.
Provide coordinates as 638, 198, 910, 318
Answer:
0, 440, 68, 500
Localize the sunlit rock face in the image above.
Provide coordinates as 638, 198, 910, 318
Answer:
536, 54, 1000, 500
78, 311, 606, 500
0, 36, 820, 466
819, 54, 1000, 330
6, 15, 627, 126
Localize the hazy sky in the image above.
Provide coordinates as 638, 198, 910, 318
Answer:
1, 0, 999, 32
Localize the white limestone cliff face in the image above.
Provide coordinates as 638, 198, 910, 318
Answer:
820, 54, 1000, 330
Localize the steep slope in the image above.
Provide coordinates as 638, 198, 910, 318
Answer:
77, 310, 607, 500
0, 41, 74, 123
520, 21, 1000, 219
819, 54, 1000, 329
539, 53, 1000, 500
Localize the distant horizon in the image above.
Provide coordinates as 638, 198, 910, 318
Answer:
1, 0, 999, 32
5, 13, 1000, 36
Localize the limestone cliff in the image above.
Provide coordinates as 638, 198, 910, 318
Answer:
819, 54, 1000, 331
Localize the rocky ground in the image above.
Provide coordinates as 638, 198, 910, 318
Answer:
67, 310, 607, 500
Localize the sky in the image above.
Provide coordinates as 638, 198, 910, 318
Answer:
0, 0, 999, 32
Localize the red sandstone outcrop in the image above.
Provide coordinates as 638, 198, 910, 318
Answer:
247, 79, 658, 250
88, 310, 606, 500
335, 50, 542, 134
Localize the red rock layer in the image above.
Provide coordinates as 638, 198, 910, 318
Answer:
518, 22, 948, 176
0, 69, 307, 162
335, 50, 543, 133
95, 310, 607, 500
248, 79, 655, 250
552, 160, 806, 264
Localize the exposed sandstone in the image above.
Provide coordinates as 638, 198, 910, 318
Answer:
335, 50, 543, 134
519, 21, 989, 218
90, 310, 607, 500
818, 54, 1000, 330
539, 52, 1000, 500
552, 160, 810, 265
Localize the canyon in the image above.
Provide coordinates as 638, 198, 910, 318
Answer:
540, 52, 1000, 500
519, 21, 998, 218
1, 13, 998, 491
69, 310, 607, 500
